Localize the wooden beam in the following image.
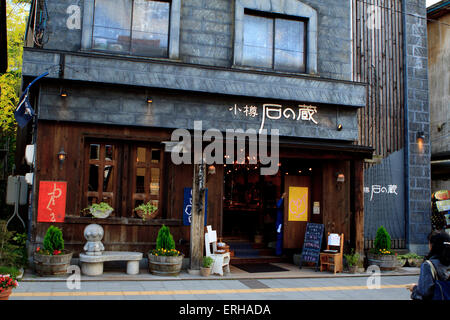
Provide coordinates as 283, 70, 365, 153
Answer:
354, 159, 364, 254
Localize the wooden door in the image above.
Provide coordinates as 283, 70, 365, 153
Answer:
283, 175, 311, 249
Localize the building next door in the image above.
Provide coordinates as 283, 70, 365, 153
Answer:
283, 175, 312, 249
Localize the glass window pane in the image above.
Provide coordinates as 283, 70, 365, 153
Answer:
88, 164, 99, 191
137, 147, 146, 162
274, 19, 305, 72
132, 0, 169, 57
151, 149, 160, 164
103, 165, 114, 192
136, 167, 146, 193
88, 196, 98, 206
150, 168, 160, 195
90, 144, 100, 160
93, 0, 132, 52
243, 15, 273, 69
105, 145, 114, 161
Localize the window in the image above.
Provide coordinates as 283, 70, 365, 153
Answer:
133, 146, 161, 211
242, 11, 306, 72
83, 140, 164, 219
82, 0, 181, 59
233, 0, 317, 74
85, 143, 117, 211
92, 0, 169, 57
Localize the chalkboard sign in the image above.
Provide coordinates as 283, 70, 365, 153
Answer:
299, 223, 324, 271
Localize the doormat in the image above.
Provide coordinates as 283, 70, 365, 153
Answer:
234, 263, 289, 273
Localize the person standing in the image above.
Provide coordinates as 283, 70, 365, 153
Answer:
275, 193, 286, 256
407, 231, 450, 300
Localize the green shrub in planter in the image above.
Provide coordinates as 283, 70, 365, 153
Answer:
43, 225, 64, 253
374, 226, 391, 251
156, 225, 176, 251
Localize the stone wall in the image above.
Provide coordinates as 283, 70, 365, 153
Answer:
37, 0, 353, 81
404, 0, 431, 255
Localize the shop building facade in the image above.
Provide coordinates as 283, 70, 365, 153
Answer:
18, 0, 431, 262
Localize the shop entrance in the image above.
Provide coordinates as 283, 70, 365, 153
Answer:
222, 159, 322, 261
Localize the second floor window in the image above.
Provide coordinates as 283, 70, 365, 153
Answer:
242, 10, 306, 73
92, 0, 170, 57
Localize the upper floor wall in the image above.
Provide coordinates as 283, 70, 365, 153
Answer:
28, 0, 353, 81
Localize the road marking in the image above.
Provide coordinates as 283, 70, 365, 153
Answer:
11, 284, 408, 297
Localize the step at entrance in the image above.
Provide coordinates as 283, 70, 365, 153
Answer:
225, 240, 284, 264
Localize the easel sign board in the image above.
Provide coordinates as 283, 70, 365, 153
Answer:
299, 223, 324, 270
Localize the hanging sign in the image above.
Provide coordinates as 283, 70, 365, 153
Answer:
288, 187, 308, 221
183, 187, 208, 226
37, 181, 67, 223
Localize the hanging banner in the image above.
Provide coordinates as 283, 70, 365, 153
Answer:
183, 187, 208, 226
37, 181, 67, 223
288, 187, 308, 221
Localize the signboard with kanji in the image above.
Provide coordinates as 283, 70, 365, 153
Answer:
37, 181, 67, 223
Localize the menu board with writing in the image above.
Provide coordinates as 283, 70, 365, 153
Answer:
299, 223, 324, 270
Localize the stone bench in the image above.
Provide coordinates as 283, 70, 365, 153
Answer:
79, 251, 143, 276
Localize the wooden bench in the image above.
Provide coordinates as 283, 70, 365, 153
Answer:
79, 251, 143, 276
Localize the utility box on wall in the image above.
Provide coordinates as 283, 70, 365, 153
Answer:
6, 175, 28, 206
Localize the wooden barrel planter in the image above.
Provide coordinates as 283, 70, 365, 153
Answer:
0, 287, 13, 300
34, 251, 73, 276
367, 252, 397, 271
148, 254, 183, 276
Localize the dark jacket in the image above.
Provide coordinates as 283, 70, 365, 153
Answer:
411, 256, 450, 300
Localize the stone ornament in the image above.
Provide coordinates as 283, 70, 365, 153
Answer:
83, 224, 104, 256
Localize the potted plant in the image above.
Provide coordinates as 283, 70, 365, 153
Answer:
0, 274, 19, 300
148, 225, 184, 276
134, 201, 158, 220
367, 226, 397, 270
201, 256, 214, 277
344, 249, 360, 273
397, 254, 407, 268
402, 253, 424, 267
34, 226, 73, 276
87, 202, 113, 219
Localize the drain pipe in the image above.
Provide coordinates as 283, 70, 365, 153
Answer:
402, 0, 410, 251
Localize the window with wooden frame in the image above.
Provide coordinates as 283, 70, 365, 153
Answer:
83, 140, 164, 219
132, 145, 163, 219
85, 143, 118, 213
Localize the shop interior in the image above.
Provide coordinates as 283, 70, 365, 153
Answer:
222, 157, 320, 260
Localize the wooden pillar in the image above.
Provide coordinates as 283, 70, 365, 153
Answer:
354, 159, 365, 254
189, 163, 206, 272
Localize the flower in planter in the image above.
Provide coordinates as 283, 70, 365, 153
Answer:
0, 274, 18, 293
35, 226, 65, 255
151, 248, 181, 257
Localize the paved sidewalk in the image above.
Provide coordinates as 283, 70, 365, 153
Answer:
9, 263, 420, 300
21, 263, 420, 282
10, 275, 418, 300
